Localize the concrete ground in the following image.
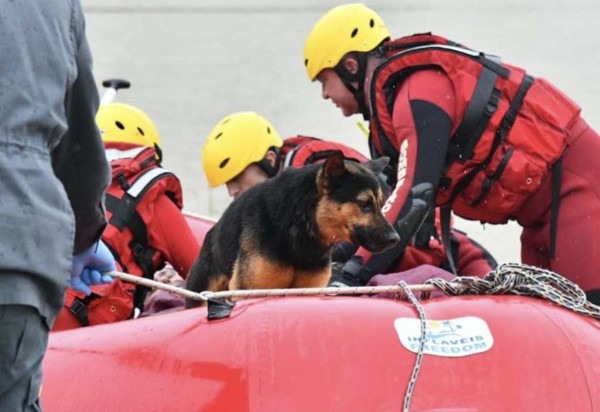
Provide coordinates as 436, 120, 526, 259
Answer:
83, 0, 600, 264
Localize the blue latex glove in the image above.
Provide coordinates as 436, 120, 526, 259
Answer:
71, 240, 116, 295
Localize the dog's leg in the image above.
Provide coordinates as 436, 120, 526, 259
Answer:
185, 229, 232, 308
208, 274, 231, 292
291, 267, 332, 288
185, 258, 213, 309
185, 273, 229, 308
228, 262, 243, 292
229, 254, 295, 298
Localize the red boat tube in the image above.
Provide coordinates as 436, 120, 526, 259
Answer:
43, 295, 600, 411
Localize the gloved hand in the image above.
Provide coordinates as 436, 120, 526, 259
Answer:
328, 183, 435, 288
395, 183, 434, 247
328, 261, 366, 288
331, 241, 359, 263
71, 240, 116, 295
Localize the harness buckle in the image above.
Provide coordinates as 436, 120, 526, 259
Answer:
69, 298, 90, 326
116, 172, 130, 191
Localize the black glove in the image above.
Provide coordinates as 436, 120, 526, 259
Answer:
331, 242, 359, 263
329, 183, 436, 287
395, 183, 434, 248
328, 261, 366, 287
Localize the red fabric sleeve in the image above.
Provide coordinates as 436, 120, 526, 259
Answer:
149, 195, 200, 278
356, 69, 456, 266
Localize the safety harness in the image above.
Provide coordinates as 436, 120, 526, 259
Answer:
68, 147, 182, 325
367, 33, 579, 272
105, 167, 179, 310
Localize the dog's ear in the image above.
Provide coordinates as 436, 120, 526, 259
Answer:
323, 150, 346, 180
318, 150, 346, 193
362, 157, 389, 176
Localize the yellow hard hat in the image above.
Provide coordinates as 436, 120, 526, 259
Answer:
303, 3, 390, 81
202, 111, 283, 188
96, 102, 161, 150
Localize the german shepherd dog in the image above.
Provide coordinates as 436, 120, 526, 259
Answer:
185, 151, 399, 308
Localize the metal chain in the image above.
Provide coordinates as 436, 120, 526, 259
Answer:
398, 281, 427, 412
425, 262, 600, 320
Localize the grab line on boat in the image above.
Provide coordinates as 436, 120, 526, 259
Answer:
109, 263, 600, 321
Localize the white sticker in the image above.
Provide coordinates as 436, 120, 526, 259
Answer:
394, 316, 494, 357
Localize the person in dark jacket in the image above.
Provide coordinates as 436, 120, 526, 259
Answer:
0, 0, 116, 409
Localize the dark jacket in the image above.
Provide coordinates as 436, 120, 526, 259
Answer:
0, 0, 110, 326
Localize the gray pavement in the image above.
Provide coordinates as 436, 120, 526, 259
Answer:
83, 0, 600, 263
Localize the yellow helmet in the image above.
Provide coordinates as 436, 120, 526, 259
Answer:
96, 102, 161, 150
202, 111, 283, 188
303, 3, 390, 81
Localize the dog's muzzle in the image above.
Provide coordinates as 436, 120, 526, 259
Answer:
352, 225, 400, 253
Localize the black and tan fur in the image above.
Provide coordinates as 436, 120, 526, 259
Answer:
185, 151, 399, 307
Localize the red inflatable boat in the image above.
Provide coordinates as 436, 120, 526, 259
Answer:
41, 213, 600, 411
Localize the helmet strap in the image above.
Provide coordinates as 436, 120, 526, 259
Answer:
153, 143, 163, 165
334, 52, 370, 120
257, 147, 280, 178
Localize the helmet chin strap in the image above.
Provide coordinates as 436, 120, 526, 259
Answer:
334, 53, 371, 120
257, 147, 281, 178
153, 143, 163, 165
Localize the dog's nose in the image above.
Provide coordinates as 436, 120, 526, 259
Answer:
385, 231, 400, 248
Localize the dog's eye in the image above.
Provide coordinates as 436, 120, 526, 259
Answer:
357, 199, 372, 211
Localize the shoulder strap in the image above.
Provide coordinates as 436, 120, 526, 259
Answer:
126, 168, 175, 198
440, 206, 458, 275
446, 65, 501, 164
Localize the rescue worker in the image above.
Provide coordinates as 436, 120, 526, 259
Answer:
303, 4, 600, 301
201, 111, 496, 278
0, 0, 116, 409
53, 103, 200, 330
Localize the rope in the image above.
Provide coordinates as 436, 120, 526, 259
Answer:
111, 263, 600, 322
108, 271, 205, 301
398, 282, 427, 412
424, 262, 600, 320
198, 284, 438, 301
108, 271, 440, 301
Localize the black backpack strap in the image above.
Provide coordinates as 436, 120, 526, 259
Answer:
127, 208, 157, 311
549, 150, 567, 258
106, 191, 157, 284
106, 193, 137, 231
440, 206, 458, 275
447, 66, 501, 164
